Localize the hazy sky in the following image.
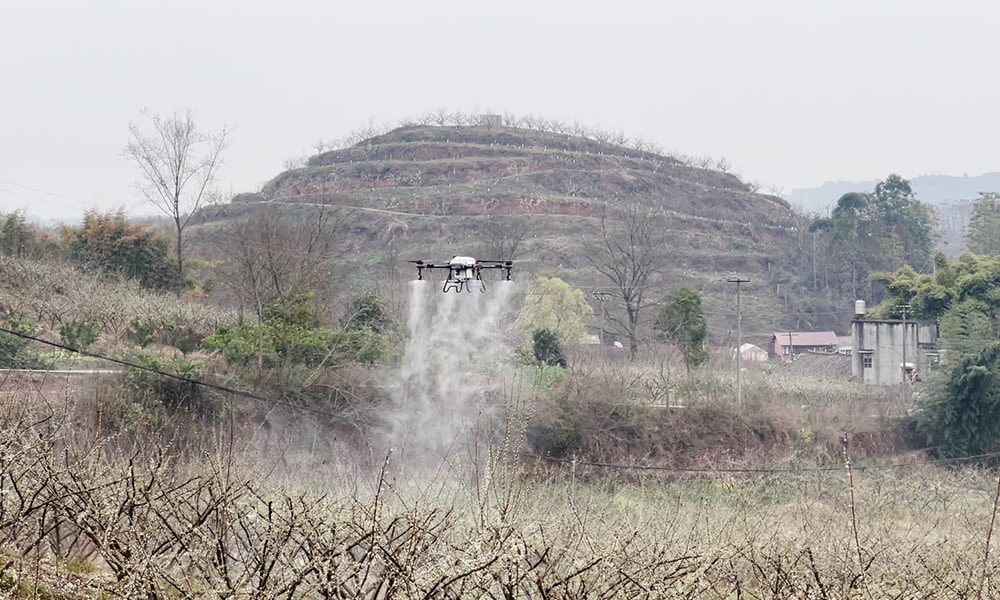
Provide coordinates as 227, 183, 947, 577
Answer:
2, 0, 997, 221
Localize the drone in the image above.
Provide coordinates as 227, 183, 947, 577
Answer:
409, 256, 514, 293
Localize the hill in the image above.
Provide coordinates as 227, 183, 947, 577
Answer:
192, 124, 837, 342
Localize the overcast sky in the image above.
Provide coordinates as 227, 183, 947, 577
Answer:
2, 0, 997, 221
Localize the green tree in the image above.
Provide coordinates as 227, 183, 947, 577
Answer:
532, 328, 567, 368
0, 317, 42, 368
918, 342, 1000, 459
827, 192, 886, 298
939, 299, 994, 356
807, 217, 833, 290
61, 210, 181, 290
966, 192, 1000, 255
0, 211, 45, 258
653, 287, 709, 373
870, 252, 1000, 358
343, 292, 392, 334
868, 263, 954, 320
58, 319, 100, 352
871, 174, 935, 272
516, 276, 593, 348
807, 175, 935, 300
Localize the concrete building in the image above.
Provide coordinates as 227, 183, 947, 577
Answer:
850, 301, 939, 385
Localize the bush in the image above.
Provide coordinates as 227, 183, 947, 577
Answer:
158, 320, 201, 354
343, 292, 392, 333
0, 317, 44, 368
122, 352, 211, 421
61, 210, 181, 290
527, 370, 802, 466
201, 294, 389, 371
336, 328, 388, 365
532, 328, 567, 367
58, 319, 100, 352
125, 318, 157, 348
917, 342, 1000, 459
200, 323, 267, 367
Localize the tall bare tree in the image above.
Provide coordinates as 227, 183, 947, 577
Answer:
124, 109, 230, 285
217, 203, 353, 321
585, 202, 667, 359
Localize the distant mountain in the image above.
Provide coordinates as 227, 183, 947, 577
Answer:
783, 172, 1000, 215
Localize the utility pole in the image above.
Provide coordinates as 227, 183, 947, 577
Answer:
898, 304, 911, 385
727, 277, 750, 407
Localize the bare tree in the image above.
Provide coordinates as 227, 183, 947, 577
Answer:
478, 216, 529, 262
431, 108, 449, 126
124, 109, 230, 286
764, 183, 785, 197
217, 203, 353, 320
585, 202, 667, 359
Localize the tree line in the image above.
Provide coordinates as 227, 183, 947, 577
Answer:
782, 174, 937, 301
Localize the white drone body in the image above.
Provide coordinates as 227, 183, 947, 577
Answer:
409, 256, 514, 293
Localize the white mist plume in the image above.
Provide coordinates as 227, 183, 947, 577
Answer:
382, 279, 520, 470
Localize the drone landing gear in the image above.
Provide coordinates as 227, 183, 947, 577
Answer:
442, 279, 487, 293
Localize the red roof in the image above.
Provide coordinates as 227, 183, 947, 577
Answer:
771, 331, 839, 347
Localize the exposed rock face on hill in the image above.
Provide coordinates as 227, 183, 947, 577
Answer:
201, 125, 833, 339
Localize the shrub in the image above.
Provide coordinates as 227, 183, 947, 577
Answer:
122, 352, 211, 421
60, 210, 182, 290
335, 328, 387, 365
917, 341, 1000, 459
158, 320, 201, 354
0, 317, 43, 368
343, 292, 392, 333
125, 318, 157, 348
58, 319, 100, 352
0, 210, 49, 258
200, 323, 268, 367
532, 328, 567, 367
201, 294, 389, 371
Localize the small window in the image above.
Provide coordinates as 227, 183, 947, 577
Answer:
862, 354, 873, 369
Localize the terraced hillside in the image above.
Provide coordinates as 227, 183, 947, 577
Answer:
193, 125, 830, 342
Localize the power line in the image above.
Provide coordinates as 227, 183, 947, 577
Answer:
0, 325, 353, 422
0, 178, 96, 213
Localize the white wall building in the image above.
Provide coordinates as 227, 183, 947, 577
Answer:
850, 301, 938, 385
